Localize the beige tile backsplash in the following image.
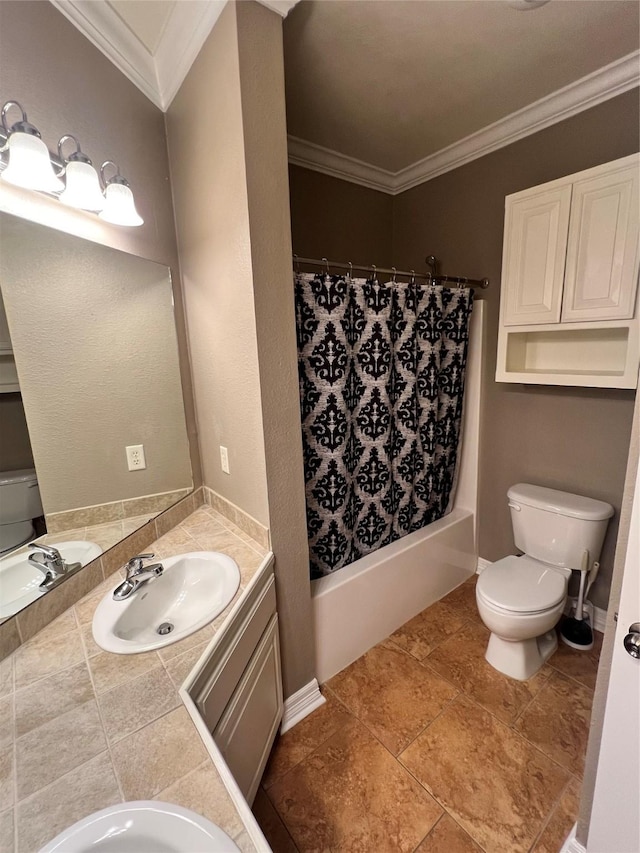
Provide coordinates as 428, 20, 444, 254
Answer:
1, 502, 269, 852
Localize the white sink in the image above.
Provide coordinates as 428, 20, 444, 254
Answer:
39, 800, 240, 852
0, 540, 102, 619
92, 551, 240, 654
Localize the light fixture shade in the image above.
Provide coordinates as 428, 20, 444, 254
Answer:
99, 182, 143, 227
58, 159, 105, 211
1, 131, 64, 192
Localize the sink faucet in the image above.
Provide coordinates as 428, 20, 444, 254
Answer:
113, 554, 164, 601
28, 543, 81, 590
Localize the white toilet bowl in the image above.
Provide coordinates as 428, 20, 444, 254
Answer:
476, 555, 569, 680
476, 483, 614, 681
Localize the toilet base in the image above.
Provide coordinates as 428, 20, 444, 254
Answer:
485, 629, 558, 681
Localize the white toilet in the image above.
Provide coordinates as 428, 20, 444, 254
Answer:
0, 468, 44, 554
476, 483, 613, 681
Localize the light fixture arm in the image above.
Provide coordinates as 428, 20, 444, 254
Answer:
58, 134, 92, 166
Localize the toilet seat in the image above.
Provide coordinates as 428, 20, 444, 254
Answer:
477, 555, 567, 614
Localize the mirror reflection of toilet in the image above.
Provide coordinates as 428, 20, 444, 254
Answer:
476, 483, 614, 681
0, 468, 43, 554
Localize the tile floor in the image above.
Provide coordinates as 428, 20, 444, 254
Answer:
253, 576, 602, 853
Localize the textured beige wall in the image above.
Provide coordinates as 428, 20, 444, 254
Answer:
167, 2, 315, 696
166, 2, 269, 527
289, 165, 393, 266
0, 395, 34, 472
391, 89, 639, 610
0, 0, 201, 490
236, 1, 315, 696
0, 216, 192, 514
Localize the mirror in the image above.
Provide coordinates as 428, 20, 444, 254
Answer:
0, 212, 192, 620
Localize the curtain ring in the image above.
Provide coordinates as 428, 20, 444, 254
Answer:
322, 257, 330, 275
293, 254, 300, 274
348, 261, 353, 281
391, 267, 397, 283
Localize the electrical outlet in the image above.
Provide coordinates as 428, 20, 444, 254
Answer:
126, 444, 146, 471
220, 445, 230, 474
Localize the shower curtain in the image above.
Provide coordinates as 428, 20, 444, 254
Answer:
295, 272, 474, 580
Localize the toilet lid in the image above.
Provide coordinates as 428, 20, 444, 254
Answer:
477, 555, 567, 613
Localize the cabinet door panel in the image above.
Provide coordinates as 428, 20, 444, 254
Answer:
503, 185, 572, 326
562, 165, 639, 322
214, 616, 283, 805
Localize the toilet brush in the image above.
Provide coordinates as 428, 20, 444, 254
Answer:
560, 552, 594, 650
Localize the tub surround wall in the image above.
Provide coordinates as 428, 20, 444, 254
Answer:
167, 2, 315, 699
0, 0, 201, 492
0, 505, 272, 853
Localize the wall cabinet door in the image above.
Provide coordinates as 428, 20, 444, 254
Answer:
214, 615, 283, 805
502, 185, 572, 326
561, 165, 639, 322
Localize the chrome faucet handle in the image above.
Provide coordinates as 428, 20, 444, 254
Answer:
123, 554, 156, 578
28, 542, 62, 562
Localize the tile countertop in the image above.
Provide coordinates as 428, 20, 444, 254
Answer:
0, 506, 275, 853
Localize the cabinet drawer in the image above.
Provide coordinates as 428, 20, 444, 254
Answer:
214, 615, 283, 804
195, 569, 276, 733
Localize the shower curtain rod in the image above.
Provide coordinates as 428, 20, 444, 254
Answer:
293, 255, 490, 289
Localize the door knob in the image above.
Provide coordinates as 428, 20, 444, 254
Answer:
623, 623, 640, 659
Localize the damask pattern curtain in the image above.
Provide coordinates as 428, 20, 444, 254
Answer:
295, 273, 474, 580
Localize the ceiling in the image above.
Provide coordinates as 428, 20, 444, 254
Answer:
283, 1, 639, 173
52, 0, 639, 191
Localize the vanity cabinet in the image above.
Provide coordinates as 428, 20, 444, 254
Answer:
497, 153, 639, 388
191, 561, 283, 805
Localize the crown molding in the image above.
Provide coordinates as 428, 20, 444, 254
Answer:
289, 50, 640, 196
51, 0, 161, 107
258, 0, 299, 16
288, 136, 396, 194
155, 1, 226, 109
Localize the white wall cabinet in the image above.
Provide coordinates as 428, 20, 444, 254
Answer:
191, 561, 283, 805
497, 154, 639, 388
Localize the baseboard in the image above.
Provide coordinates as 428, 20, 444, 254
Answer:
566, 596, 608, 634
477, 557, 492, 574
560, 824, 586, 853
280, 678, 326, 734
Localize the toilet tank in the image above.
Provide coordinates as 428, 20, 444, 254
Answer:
0, 469, 43, 524
508, 483, 614, 570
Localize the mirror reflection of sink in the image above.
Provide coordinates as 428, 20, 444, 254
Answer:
0, 540, 102, 619
92, 551, 241, 654
39, 800, 240, 852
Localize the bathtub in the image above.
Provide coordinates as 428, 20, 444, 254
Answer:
311, 302, 484, 683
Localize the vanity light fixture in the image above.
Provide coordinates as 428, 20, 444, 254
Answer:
57, 135, 105, 212
0, 99, 143, 227
0, 101, 64, 193
99, 161, 144, 227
